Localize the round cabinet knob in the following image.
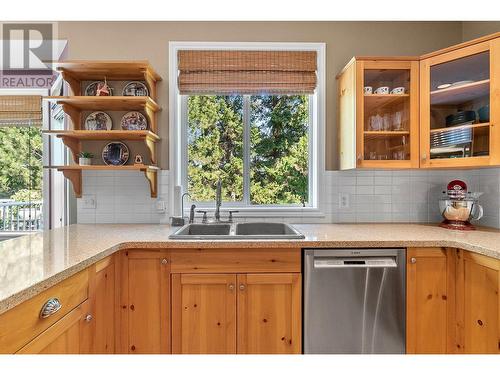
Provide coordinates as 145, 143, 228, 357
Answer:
161, 258, 168, 265
239, 284, 246, 291
228, 284, 235, 291
410, 257, 417, 264
85, 314, 93, 322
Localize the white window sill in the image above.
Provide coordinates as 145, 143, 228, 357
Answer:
183, 206, 325, 218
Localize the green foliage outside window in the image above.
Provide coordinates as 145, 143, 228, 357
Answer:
0, 127, 42, 200
187, 94, 309, 205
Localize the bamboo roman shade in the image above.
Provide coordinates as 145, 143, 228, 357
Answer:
178, 50, 317, 95
0, 96, 42, 127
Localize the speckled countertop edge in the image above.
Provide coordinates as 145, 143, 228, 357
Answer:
1, 223, 500, 315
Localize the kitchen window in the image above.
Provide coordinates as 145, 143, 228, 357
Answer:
170, 43, 325, 214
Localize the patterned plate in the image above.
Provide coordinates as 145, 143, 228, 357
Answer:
84, 111, 112, 131
120, 111, 148, 131
102, 142, 129, 166
122, 81, 149, 96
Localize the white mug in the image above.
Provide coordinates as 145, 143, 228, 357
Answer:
390, 87, 406, 94
364, 86, 373, 95
374, 86, 389, 95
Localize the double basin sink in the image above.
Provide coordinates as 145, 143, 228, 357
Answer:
169, 222, 305, 240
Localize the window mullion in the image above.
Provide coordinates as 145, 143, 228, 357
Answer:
243, 95, 251, 205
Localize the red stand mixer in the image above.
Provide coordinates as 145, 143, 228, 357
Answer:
438, 180, 483, 230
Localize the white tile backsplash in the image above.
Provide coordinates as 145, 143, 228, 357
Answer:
76, 167, 500, 228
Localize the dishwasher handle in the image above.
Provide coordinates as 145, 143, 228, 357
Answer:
313, 256, 397, 269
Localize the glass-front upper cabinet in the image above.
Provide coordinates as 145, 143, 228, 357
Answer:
338, 59, 419, 169
420, 38, 499, 168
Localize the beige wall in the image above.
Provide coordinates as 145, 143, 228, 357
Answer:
462, 21, 500, 41
58, 21, 468, 170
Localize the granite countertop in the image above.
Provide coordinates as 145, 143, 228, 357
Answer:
1, 223, 500, 314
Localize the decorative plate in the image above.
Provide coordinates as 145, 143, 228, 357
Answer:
102, 142, 129, 166
122, 81, 149, 96
85, 81, 113, 96
84, 111, 112, 131
120, 111, 148, 131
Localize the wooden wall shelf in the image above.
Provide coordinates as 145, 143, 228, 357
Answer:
430, 79, 490, 105
53, 60, 162, 99
45, 60, 162, 200
46, 165, 159, 198
430, 122, 490, 134
364, 94, 409, 114
44, 96, 160, 133
43, 130, 160, 164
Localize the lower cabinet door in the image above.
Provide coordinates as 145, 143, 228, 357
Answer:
406, 248, 449, 354
237, 273, 301, 354
94, 256, 116, 353
16, 300, 92, 354
171, 274, 237, 354
123, 251, 170, 354
461, 251, 500, 353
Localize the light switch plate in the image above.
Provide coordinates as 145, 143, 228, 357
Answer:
81, 195, 96, 209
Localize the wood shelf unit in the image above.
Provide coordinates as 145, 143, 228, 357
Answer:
44, 96, 160, 133
364, 94, 409, 113
46, 165, 159, 198
45, 60, 162, 198
43, 130, 160, 164
53, 60, 162, 100
430, 79, 490, 105
430, 122, 490, 134
364, 130, 410, 136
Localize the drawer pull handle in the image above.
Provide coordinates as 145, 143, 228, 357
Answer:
85, 314, 93, 322
239, 284, 246, 291
39, 298, 62, 319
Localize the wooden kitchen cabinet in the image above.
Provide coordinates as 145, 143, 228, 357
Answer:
93, 256, 117, 353
420, 36, 500, 168
456, 250, 500, 353
237, 273, 301, 354
171, 272, 302, 354
119, 250, 170, 354
338, 57, 420, 169
171, 274, 237, 354
169, 248, 302, 354
406, 248, 451, 354
16, 300, 93, 354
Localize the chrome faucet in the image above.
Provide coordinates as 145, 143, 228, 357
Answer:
215, 179, 222, 222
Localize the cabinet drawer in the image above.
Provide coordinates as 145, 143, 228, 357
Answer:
0, 269, 89, 353
170, 248, 300, 273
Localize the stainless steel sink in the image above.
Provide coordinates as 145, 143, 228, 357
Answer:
169, 222, 304, 240
235, 222, 301, 236
171, 223, 231, 236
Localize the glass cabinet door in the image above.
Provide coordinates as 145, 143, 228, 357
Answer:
429, 51, 490, 160
357, 61, 418, 168
420, 38, 499, 168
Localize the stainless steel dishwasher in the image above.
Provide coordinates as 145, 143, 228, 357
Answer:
304, 248, 405, 354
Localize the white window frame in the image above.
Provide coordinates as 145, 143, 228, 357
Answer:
169, 42, 326, 217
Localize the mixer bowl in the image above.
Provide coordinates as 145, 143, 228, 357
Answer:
439, 198, 483, 229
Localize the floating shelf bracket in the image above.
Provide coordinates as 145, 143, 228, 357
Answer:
60, 169, 82, 198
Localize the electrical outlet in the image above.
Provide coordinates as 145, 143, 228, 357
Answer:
339, 193, 350, 209
156, 200, 167, 213
81, 195, 96, 209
